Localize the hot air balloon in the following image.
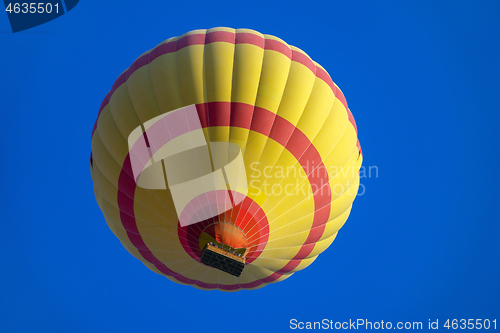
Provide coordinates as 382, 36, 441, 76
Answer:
90, 27, 362, 291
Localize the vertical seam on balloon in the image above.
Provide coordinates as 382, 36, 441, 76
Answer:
231, 37, 292, 236
196, 30, 220, 285
173, 38, 211, 239
204, 31, 236, 271
221, 31, 240, 273
240, 49, 319, 241
227, 35, 263, 241
173, 31, 217, 244
225, 46, 252, 242
227, 31, 266, 234
201, 31, 223, 253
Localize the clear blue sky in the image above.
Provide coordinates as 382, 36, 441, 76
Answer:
1, 1, 499, 332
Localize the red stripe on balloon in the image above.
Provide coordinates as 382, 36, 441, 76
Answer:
207, 102, 231, 127
292, 50, 316, 74
195, 103, 209, 128
205, 30, 234, 44
126, 53, 150, 80
229, 103, 254, 129
264, 38, 292, 59
176, 33, 206, 50
235, 32, 265, 48
250, 106, 276, 134
314, 66, 350, 111
150, 40, 176, 61
111, 72, 128, 96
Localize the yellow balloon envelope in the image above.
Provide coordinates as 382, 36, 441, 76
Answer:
90, 27, 362, 291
